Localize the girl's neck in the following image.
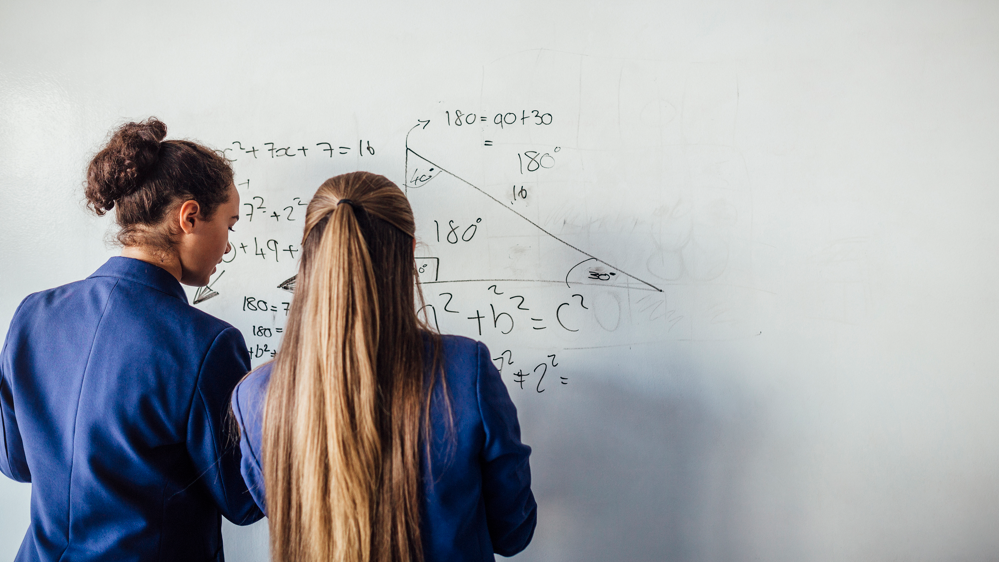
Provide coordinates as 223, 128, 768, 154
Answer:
121, 246, 182, 282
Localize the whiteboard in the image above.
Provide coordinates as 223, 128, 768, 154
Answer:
3, 1, 999, 560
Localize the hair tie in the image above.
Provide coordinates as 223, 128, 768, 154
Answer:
338, 199, 358, 210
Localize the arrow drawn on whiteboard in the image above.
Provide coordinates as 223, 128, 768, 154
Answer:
405, 121, 443, 189
193, 270, 225, 305
277, 276, 296, 292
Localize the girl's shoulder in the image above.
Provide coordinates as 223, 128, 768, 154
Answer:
232, 362, 274, 426
432, 334, 502, 406
436, 333, 483, 358
432, 333, 493, 377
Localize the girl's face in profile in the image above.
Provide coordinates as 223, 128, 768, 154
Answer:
178, 184, 240, 287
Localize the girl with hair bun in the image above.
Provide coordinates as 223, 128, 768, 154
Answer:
0, 118, 262, 561
231, 172, 537, 562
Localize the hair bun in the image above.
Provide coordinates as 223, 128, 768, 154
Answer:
85, 117, 168, 215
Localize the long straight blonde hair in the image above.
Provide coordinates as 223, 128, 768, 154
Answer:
262, 172, 443, 562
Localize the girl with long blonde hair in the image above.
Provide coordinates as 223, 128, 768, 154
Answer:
231, 171, 537, 562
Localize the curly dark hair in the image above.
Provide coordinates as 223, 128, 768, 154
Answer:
85, 117, 234, 247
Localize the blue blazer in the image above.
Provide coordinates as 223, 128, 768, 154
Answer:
0, 257, 263, 561
232, 334, 537, 561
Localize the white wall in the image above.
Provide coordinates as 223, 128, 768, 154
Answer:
3, 1, 999, 560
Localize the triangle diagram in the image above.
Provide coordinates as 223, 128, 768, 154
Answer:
270, 137, 663, 296
405, 147, 662, 294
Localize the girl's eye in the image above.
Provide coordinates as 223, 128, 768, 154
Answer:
228, 227, 235, 232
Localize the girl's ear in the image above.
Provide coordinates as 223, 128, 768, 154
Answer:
176, 200, 202, 235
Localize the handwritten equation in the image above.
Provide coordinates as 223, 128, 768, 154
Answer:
420, 284, 593, 335
222, 139, 376, 161
491, 350, 565, 393
444, 109, 553, 128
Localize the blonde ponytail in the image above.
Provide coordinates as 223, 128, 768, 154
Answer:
262, 173, 442, 562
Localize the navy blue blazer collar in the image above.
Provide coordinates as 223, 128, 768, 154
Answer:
89, 257, 189, 303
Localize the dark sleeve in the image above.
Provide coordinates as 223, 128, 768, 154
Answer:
475, 341, 537, 556
231, 380, 268, 516
0, 302, 31, 483
187, 327, 264, 525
